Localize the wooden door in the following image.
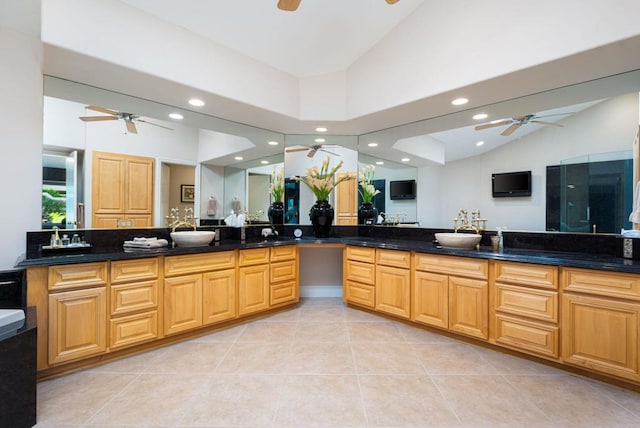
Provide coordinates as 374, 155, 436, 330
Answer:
92, 152, 125, 214
376, 265, 411, 319
412, 271, 449, 329
164, 274, 203, 335
449, 276, 488, 340
48, 287, 107, 365
336, 172, 357, 224
238, 264, 269, 316
202, 269, 237, 325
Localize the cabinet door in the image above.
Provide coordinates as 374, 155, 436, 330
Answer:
202, 269, 237, 325
412, 271, 449, 329
48, 287, 107, 365
376, 265, 411, 319
164, 274, 203, 335
238, 264, 270, 316
336, 172, 357, 219
92, 152, 125, 214
562, 293, 640, 381
125, 214, 153, 228
125, 156, 154, 214
449, 276, 488, 340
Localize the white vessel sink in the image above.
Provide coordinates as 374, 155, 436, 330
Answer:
170, 231, 215, 247
435, 232, 481, 250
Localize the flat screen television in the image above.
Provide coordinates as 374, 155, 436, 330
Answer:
389, 179, 416, 200
492, 171, 532, 197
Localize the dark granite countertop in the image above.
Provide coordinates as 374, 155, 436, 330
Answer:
17, 235, 640, 275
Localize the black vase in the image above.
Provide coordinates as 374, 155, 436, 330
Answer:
309, 200, 334, 238
268, 201, 285, 225
358, 202, 378, 225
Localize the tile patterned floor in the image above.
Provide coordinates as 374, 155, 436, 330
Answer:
35, 298, 640, 427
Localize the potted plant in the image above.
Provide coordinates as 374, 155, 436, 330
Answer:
358, 164, 381, 224
268, 167, 285, 225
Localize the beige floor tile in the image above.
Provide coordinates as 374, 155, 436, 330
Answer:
344, 307, 392, 323
505, 374, 640, 426
190, 323, 247, 343
275, 375, 367, 427
352, 343, 425, 375
37, 372, 137, 425
347, 321, 405, 342
415, 343, 498, 375
256, 306, 301, 322
295, 321, 349, 342
472, 345, 565, 376
432, 374, 549, 426
181, 374, 282, 427
88, 374, 204, 426
395, 323, 458, 344
236, 321, 297, 342
86, 346, 169, 374
288, 342, 355, 374
216, 342, 291, 374
359, 374, 460, 426
585, 379, 640, 418
143, 341, 231, 374
298, 305, 346, 323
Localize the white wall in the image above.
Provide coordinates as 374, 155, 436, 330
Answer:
199, 164, 225, 219
417, 93, 639, 230
0, 26, 43, 268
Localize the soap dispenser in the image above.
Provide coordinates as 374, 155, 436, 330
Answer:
496, 227, 506, 252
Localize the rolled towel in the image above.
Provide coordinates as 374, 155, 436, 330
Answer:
206, 197, 217, 217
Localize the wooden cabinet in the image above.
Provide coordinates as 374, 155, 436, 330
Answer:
492, 261, 559, 359
344, 246, 376, 308
412, 253, 488, 340
375, 249, 411, 319
335, 172, 357, 225
92, 151, 154, 228
562, 268, 640, 381
238, 248, 271, 316
270, 245, 298, 306
164, 251, 237, 335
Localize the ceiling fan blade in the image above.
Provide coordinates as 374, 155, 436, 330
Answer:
79, 116, 118, 122
531, 120, 564, 127
534, 112, 574, 119
319, 149, 340, 156
278, 0, 301, 11
501, 123, 522, 136
307, 149, 317, 158
125, 120, 138, 134
386, 0, 400, 3
474, 120, 512, 131
137, 119, 173, 130
285, 147, 309, 153
85, 105, 120, 115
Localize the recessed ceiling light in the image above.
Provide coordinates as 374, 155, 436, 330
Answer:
401, 158, 410, 162
368, 142, 378, 147
261, 160, 269, 164
315, 126, 328, 133
315, 138, 326, 143
451, 97, 469, 106
234, 156, 243, 161
268, 141, 279, 146
472, 113, 488, 120
188, 98, 205, 107
476, 141, 485, 147
168, 113, 184, 120
375, 161, 384, 165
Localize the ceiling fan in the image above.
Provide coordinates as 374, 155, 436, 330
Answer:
286, 144, 339, 158
278, 0, 399, 12
474, 113, 570, 137
79, 105, 173, 134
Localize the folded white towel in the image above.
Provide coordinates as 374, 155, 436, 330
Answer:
206, 197, 217, 217
123, 238, 169, 249
630, 182, 640, 224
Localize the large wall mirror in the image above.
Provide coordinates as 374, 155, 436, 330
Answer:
43, 76, 284, 229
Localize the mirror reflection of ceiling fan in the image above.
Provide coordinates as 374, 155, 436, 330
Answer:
286, 144, 339, 158
278, 0, 399, 12
78, 105, 173, 134
474, 113, 570, 136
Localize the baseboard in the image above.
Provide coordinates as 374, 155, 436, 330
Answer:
300, 285, 342, 298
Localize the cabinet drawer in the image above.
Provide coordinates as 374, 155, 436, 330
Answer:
165, 251, 235, 276
271, 245, 297, 262
345, 260, 375, 285
495, 314, 559, 359
270, 280, 297, 306
109, 311, 158, 350
344, 280, 375, 308
271, 260, 297, 283
111, 258, 158, 284
48, 262, 108, 291
562, 268, 640, 301
495, 261, 558, 290
110, 280, 158, 316
376, 249, 411, 269
495, 283, 558, 323
346, 246, 376, 263
414, 254, 488, 279
239, 248, 270, 266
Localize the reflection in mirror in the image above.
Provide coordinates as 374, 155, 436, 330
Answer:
284, 135, 358, 225
359, 70, 640, 232
43, 76, 284, 229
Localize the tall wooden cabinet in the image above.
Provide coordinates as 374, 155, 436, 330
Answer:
335, 172, 357, 225
92, 151, 154, 228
